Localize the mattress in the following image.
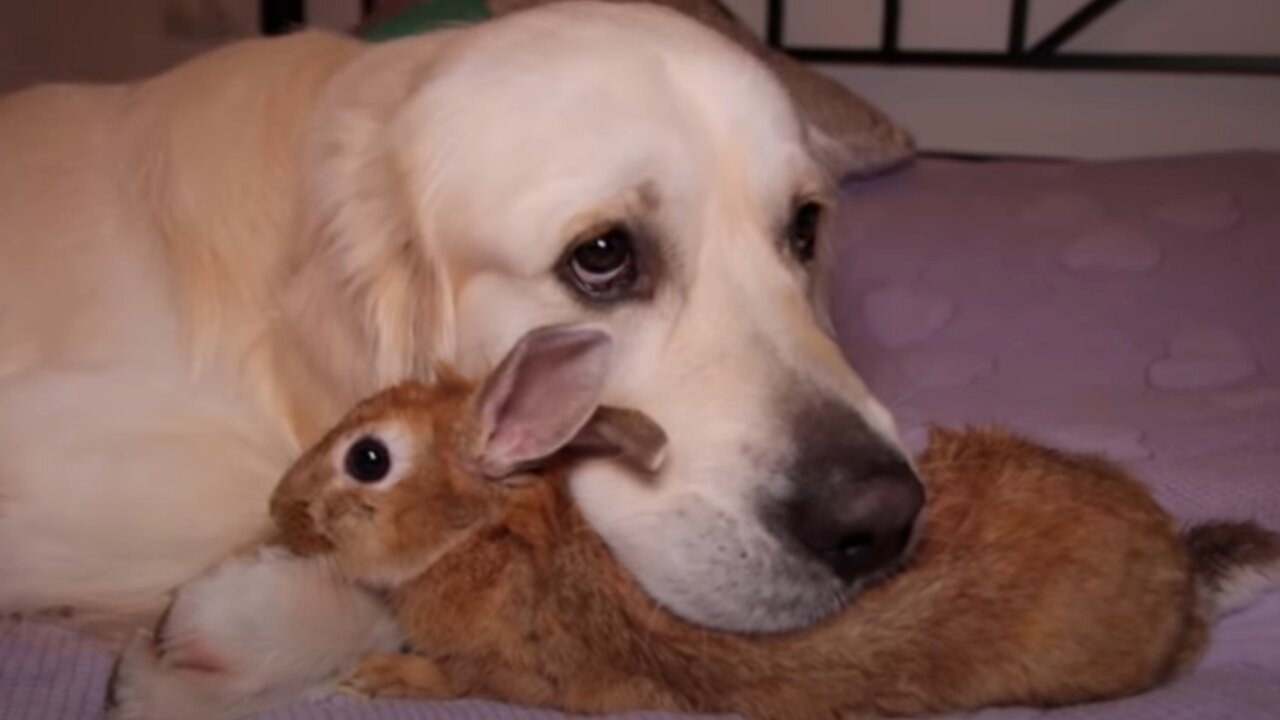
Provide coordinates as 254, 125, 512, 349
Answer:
4, 151, 1278, 719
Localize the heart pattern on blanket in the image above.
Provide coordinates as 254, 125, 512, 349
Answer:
1043, 424, 1152, 461
1147, 327, 1259, 390
1150, 191, 1241, 234
863, 286, 955, 348
1060, 223, 1162, 272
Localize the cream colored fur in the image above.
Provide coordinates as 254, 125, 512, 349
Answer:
0, 2, 902, 635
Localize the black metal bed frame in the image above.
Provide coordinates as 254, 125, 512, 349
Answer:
764, 0, 1280, 76
261, 0, 304, 35
261, 0, 1280, 76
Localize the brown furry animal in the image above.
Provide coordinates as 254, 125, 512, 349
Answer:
270, 326, 1280, 720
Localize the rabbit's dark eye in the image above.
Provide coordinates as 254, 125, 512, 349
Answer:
345, 436, 391, 483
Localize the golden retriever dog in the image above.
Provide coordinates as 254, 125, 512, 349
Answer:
0, 0, 917, 649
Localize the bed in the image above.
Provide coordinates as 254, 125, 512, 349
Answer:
4, 1, 1279, 718
4, 148, 1277, 720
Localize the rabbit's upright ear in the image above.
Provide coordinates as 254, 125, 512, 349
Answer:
472, 325, 613, 478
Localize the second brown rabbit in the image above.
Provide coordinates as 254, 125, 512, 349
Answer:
270, 325, 1280, 720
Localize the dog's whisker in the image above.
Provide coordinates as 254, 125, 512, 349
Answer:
882, 384, 927, 412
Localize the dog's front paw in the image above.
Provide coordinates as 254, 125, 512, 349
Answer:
341, 652, 456, 701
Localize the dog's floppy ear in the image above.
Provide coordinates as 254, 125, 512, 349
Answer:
278, 31, 463, 409
471, 325, 615, 478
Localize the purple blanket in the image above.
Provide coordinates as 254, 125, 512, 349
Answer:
4, 152, 1278, 719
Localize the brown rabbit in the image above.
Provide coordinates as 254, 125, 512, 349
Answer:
270, 324, 1280, 720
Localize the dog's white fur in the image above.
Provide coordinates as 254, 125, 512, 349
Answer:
0, 1, 903, 639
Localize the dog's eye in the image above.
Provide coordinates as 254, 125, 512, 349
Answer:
787, 202, 823, 264
345, 436, 392, 483
563, 226, 638, 300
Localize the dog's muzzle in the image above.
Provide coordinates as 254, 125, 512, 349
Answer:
776, 397, 925, 584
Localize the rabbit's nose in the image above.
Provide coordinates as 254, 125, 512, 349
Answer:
787, 463, 924, 582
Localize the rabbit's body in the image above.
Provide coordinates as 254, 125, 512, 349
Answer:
352, 427, 1231, 720
259, 326, 1279, 720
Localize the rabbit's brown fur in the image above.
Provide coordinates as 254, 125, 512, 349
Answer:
272, 380, 1280, 720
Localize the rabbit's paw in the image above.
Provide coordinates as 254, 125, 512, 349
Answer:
341, 652, 457, 700
104, 630, 155, 719
104, 629, 225, 720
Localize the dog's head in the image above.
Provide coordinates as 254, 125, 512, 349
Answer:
283, 1, 923, 632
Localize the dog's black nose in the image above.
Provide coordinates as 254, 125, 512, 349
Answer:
789, 462, 924, 582
778, 395, 925, 583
